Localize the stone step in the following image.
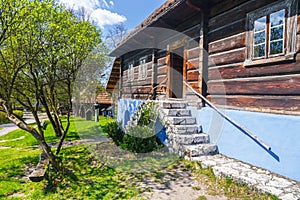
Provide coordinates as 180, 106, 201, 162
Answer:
161, 102, 187, 109
163, 109, 191, 117
175, 133, 210, 145
184, 143, 219, 157
173, 125, 202, 134
167, 117, 196, 125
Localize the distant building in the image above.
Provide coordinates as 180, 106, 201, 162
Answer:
96, 91, 113, 117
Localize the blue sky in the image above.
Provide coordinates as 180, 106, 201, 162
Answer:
57, 0, 165, 31
109, 0, 165, 30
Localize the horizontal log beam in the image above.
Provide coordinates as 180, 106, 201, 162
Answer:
208, 19, 245, 42
209, 95, 300, 114
209, 33, 246, 54
187, 70, 199, 81
157, 57, 167, 66
157, 66, 167, 75
208, 74, 300, 95
209, 0, 274, 30
209, 48, 246, 66
187, 47, 200, 60
187, 58, 199, 70
208, 60, 300, 80
210, 0, 249, 18
121, 86, 152, 94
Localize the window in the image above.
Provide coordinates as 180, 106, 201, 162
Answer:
139, 58, 147, 79
246, 0, 297, 65
128, 63, 134, 81
253, 10, 285, 58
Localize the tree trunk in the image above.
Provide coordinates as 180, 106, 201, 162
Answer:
1, 100, 61, 171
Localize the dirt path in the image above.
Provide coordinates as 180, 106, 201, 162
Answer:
0, 112, 45, 136
133, 163, 227, 200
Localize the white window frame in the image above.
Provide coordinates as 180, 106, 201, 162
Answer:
128, 63, 134, 81
245, 0, 298, 66
138, 58, 147, 79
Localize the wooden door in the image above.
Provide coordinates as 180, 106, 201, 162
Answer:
168, 47, 185, 98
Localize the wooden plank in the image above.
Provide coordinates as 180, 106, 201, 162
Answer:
157, 75, 167, 84
156, 85, 166, 93
157, 66, 167, 75
209, 61, 300, 80
183, 49, 187, 98
208, 19, 246, 42
210, 0, 249, 18
147, 63, 152, 70
187, 70, 199, 81
187, 58, 199, 70
209, 95, 300, 114
297, 34, 300, 52
209, 0, 274, 30
122, 86, 152, 94
187, 47, 200, 60
298, 15, 300, 33
122, 78, 152, 87
209, 48, 246, 66
209, 33, 246, 54
208, 74, 300, 95
157, 57, 167, 66
188, 82, 201, 93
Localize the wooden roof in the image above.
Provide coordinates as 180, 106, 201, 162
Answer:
106, 58, 120, 93
96, 91, 112, 104
109, 0, 217, 57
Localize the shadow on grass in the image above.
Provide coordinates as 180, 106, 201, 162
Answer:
42, 144, 139, 199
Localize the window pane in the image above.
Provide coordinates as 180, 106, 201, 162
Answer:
270, 26, 284, 41
270, 40, 283, 55
254, 16, 266, 31
270, 10, 285, 27
254, 44, 265, 58
254, 31, 266, 44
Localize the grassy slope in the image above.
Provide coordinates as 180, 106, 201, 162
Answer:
0, 116, 278, 200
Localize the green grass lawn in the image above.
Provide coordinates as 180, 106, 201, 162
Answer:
0, 116, 278, 200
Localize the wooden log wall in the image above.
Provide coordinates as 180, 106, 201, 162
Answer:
156, 56, 168, 98
186, 46, 202, 105
206, 0, 300, 115
121, 60, 153, 100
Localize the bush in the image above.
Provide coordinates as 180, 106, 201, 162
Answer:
122, 126, 163, 153
138, 102, 156, 127
0, 111, 9, 123
102, 121, 124, 146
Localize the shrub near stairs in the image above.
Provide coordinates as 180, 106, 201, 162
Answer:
103, 121, 124, 145
104, 102, 163, 153
122, 126, 163, 153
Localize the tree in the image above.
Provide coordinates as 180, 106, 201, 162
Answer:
105, 23, 128, 49
0, 0, 103, 171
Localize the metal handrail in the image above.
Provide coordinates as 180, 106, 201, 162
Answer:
183, 81, 271, 151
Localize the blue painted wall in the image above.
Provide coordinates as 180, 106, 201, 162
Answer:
117, 99, 144, 129
189, 107, 300, 182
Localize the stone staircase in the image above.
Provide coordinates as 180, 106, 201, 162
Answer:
157, 101, 219, 158
125, 100, 218, 158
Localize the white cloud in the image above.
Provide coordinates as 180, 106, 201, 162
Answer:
59, 0, 95, 12
58, 0, 125, 27
102, 0, 109, 8
91, 9, 126, 28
